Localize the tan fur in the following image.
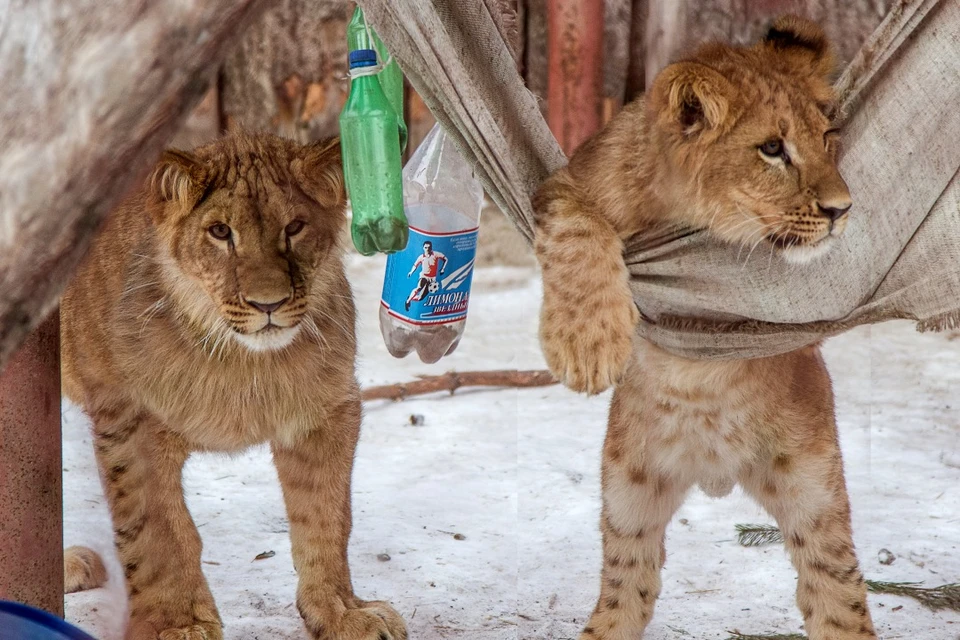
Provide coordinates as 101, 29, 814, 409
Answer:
61, 132, 406, 640
64, 545, 108, 594
534, 17, 873, 640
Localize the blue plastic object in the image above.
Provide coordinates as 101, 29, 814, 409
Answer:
0, 601, 97, 640
348, 49, 378, 68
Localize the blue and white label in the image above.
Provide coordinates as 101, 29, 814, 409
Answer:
381, 225, 479, 325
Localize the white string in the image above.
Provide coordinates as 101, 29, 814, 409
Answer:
349, 64, 383, 78
356, 9, 393, 74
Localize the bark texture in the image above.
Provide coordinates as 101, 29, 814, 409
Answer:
0, 0, 271, 371
220, 0, 351, 142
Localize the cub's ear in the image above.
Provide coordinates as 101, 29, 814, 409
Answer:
291, 138, 346, 210
150, 149, 211, 209
761, 15, 835, 79
648, 61, 735, 136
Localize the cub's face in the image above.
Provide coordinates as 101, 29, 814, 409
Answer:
650, 16, 852, 264
150, 135, 346, 352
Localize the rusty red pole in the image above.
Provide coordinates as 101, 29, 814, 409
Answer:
0, 313, 63, 616
546, 0, 604, 156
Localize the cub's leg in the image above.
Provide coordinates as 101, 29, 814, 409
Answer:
581, 392, 690, 640
271, 396, 406, 640
534, 172, 640, 395
92, 406, 220, 640
741, 410, 875, 639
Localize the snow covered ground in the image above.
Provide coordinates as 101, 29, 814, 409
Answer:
64, 254, 960, 639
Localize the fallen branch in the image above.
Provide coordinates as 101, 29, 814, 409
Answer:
725, 634, 805, 640
867, 580, 960, 612
735, 523, 784, 547
361, 369, 557, 402
733, 523, 960, 613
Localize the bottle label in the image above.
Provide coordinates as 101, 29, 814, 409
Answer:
381, 225, 479, 325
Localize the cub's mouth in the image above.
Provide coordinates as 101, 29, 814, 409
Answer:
766, 232, 805, 250
256, 322, 292, 333
766, 231, 837, 265
232, 323, 302, 352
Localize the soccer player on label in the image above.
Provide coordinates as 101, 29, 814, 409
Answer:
405, 240, 447, 311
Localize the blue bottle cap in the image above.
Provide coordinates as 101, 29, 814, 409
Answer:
348, 49, 378, 69
0, 600, 97, 639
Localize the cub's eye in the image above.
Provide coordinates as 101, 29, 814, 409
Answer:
285, 220, 305, 237
759, 139, 784, 158
208, 223, 232, 240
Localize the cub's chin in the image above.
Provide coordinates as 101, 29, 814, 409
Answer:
232, 325, 301, 352
777, 235, 837, 265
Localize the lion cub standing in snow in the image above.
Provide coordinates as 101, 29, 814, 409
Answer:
534, 17, 875, 640
61, 133, 406, 640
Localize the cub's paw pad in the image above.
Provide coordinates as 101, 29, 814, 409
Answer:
303, 600, 407, 640
127, 618, 222, 640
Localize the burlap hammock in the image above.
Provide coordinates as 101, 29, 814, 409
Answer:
358, 0, 960, 361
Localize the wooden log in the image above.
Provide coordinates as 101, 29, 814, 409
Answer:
0, 0, 273, 371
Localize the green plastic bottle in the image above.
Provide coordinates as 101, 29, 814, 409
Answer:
346, 7, 407, 152
340, 7, 408, 255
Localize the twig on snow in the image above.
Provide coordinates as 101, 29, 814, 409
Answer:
735, 523, 784, 547
361, 369, 557, 402
867, 580, 960, 612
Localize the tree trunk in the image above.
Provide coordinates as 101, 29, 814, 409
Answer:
644, 0, 894, 85
523, 0, 550, 114
603, 0, 633, 117
525, 0, 634, 115
220, 0, 352, 143
547, 0, 605, 155
0, 0, 271, 371
169, 86, 223, 150
624, 0, 649, 102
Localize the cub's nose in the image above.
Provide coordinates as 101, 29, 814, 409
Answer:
246, 297, 288, 314
817, 200, 851, 222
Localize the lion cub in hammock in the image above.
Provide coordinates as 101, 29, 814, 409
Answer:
61, 133, 406, 640
534, 17, 875, 640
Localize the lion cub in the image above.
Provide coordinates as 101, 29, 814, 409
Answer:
534, 17, 875, 640
61, 133, 406, 640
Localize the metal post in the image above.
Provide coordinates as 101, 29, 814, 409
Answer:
0, 313, 63, 616
546, 0, 605, 155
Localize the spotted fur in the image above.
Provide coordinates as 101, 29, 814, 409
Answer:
534, 16, 873, 640
61, 133, 406, 640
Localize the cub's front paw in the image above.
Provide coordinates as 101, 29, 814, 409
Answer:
126, 619, 222, 640
539, 283, 639, 395
124, 595, 222, 640
300, 598, 407, 640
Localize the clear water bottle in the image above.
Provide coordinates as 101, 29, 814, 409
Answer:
379, 124, 484, 363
